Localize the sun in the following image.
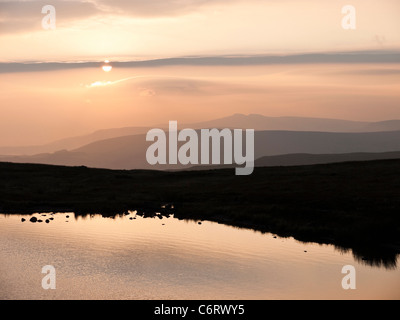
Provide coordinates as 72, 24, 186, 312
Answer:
102, 60, 112, 72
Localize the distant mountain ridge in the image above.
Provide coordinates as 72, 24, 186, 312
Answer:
0, 127, 151, 156
189, 151, 400, 170
2, 130, 400, 170
189, 114, 372, 132
1, 114, 400, 156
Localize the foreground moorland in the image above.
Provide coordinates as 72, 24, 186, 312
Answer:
0, 160, 399, 265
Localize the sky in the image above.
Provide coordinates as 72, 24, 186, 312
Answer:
0, 0, 399, 60
0, 0, 399, 146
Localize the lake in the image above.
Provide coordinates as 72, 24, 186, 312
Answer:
0, 212, 399, 300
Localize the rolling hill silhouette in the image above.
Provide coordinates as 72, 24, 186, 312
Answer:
2, 130, 400, 170
1, 114, 400, 156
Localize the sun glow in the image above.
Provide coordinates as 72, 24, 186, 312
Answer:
102, 60, 112, 72
86, 81, 113, 88
102, 65, 112, 72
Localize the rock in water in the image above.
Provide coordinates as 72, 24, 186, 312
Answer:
21, 218, 26, 222
30, 217, 37, 223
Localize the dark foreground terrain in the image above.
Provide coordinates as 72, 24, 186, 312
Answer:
1, 160, 399, 265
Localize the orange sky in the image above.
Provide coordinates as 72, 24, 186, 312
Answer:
0, 63, 399, 146
0, 0, 399, 145
0, 0, 399, 61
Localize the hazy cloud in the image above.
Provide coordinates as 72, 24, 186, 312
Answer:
0, 0, 99, 19
335, 68, 400, 76
1, 51, 400, 73
0, 0, 244, 34
0, 0, 101, 34
96, 0, 238, 17
136, 78, 219, 96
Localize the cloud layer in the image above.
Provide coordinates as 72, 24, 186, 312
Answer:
1, 0, 399, 61
0, 0, 100, 33
0, 0, 241, 34
1, 51, 400, 73
98, 0, 232, 17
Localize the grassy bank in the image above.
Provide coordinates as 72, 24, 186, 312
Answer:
0, 160, 399, 257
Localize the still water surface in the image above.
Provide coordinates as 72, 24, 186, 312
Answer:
0, 212, 399, 300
